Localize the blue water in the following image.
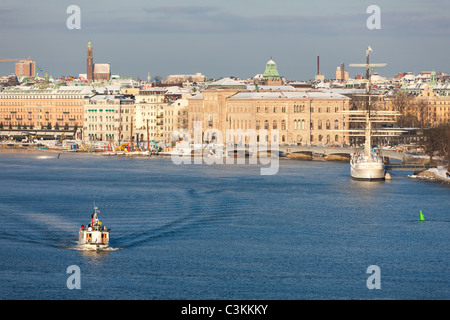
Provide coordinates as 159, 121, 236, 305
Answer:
0, 150, 449, 300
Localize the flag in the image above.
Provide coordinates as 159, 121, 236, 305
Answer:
37, 66, 43, 71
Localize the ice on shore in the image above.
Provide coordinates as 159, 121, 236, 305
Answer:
409, 166, 450, 182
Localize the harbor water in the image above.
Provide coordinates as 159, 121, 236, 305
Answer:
0, 150, 449, 299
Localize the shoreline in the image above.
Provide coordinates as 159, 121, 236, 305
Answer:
1, 144, 448, 185
410, 169, 450, 185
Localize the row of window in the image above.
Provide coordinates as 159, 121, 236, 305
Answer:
229, 119, 341, 130
0, 101, 83, 106
1, 114, 82, 120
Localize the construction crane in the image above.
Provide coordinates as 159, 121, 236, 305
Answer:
0, 56, 36, 77
0, 56, 33, 63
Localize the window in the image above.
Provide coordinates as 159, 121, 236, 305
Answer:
318, 120, 322, 130
273, 120, 277, 130
264, 120, 269, 130
326, 119, 331, 130
334, 120, 339, 130
281, 120, 286, 130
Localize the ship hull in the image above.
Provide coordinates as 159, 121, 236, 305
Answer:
78, 229, 109, 249
350, 161, 385, 181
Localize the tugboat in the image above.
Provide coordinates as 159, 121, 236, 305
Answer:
78, 206, 110, 249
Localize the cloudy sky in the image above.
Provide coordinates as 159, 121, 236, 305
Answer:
1, 0, 449, 80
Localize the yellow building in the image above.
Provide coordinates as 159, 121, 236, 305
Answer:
0, 86, 90, 132
386, 84, 450, 127
418, 85, 450, 125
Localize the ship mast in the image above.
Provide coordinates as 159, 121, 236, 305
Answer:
365, 47, 373, 158
349, 46, 387, 157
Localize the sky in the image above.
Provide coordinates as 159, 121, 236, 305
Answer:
1, 0, 449, 81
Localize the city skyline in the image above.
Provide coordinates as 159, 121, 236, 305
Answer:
1, 0, 450, 80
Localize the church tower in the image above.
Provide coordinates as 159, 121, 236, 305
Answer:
87, 41, 93, 82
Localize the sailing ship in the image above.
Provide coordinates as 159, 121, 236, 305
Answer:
78, 205, 110, 249
345, 47, 402, 180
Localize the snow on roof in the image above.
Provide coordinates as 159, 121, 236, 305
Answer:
188, 93, 204, 99
228, 91, 349, 100
94, 63, 110, 74
208, 77, 246, 87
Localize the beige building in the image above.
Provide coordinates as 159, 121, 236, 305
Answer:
134, 88, 167, 143
83, 94, 135, 144
188, 89, 350, 146
162, 94, 191, 143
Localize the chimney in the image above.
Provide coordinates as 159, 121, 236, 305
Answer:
317, 56, 320, 75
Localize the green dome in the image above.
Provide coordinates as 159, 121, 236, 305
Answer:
263, 58, 280, 78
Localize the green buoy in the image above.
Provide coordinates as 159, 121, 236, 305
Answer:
419, 210, 425, 222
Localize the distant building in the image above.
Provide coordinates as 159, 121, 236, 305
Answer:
166, 73, 206, 84
336, 63, 349, 81
257, 58, 283, 86
15, 60, 35, 78
86, 41, 111, 82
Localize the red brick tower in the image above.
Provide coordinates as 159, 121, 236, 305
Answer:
87, 41, 93, 82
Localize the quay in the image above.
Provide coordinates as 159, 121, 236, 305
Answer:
0, 141, 442, 176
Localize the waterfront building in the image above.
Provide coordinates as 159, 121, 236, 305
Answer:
84, 94, 129, 143
0, 85, 92, 139
134, 87, 167, 143
188, 89, 351, 146
162, 94, 191, 144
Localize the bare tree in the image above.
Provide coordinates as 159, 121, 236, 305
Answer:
425, 123, 450, 167
177, 107, 189, 130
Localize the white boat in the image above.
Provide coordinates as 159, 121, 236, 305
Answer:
78, 206, 110, 249
350, 152, 386, 180
346, 47, 402, 181
349, 104, 386, 180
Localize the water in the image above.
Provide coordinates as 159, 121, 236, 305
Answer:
0, 150, 449, 300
